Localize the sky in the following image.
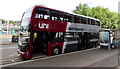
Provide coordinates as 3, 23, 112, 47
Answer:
0, 0, 120, 21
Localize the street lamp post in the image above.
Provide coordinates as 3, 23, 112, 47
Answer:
7, 20, 9, 34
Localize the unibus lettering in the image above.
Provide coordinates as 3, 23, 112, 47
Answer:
39, 23, 49, 29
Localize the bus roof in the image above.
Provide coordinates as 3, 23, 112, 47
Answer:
70, 13, 100, 21
34, 5, 66, 13
34, 5, 100, 21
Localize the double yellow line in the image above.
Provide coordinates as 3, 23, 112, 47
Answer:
0, 54, 20, 65
0, 54, 18, 60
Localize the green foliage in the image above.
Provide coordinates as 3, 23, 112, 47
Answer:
9, 20, 16, 25
73, 3, 119, 29
0, 19, 6, 24
118, 14, 120, 29
0, 19, 20, 26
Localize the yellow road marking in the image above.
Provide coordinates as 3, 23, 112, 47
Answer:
0, 61, 14, 65
1, 58, 19, 62
0, 57, 18, 61
0, 58, 20, 65
0, 59, 13, 62
0, 54, 18, 60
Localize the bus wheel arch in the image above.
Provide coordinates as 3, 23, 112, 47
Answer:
18, 54, 27, 61
93, 42, 97, 48
52, 46, 62, 55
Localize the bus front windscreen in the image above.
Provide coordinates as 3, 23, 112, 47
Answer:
21, 7, 33, 32
18, 8, 33, 52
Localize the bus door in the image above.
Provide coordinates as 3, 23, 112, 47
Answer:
32, 31, 48, 56
81, 33, 90, 49
80, 33, 86, 49
78, 33, 82, 50
85, 33, 90, 49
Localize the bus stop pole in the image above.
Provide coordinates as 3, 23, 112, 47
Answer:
108, 43, 111, 50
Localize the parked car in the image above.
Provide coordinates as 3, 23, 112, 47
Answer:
12, 34, 18, 42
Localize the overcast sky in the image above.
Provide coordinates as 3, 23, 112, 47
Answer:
0, 0, 119, 21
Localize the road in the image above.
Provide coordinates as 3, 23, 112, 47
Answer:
1, 43, 18, 57
3, 47, 118, 68
0, 43, 19, 65
0, 42, 119, 69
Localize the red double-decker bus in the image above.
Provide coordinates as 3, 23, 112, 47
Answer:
18, 5, 100, 60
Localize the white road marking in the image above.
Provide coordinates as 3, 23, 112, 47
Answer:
0, 47, 17, 49
0, 54, 18, 60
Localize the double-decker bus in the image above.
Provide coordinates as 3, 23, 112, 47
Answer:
18, 5, 100, 60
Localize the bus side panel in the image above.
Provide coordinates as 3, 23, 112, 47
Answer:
47, 42, 64, 56
31, 19, 67, 32
64, 43, 78, 53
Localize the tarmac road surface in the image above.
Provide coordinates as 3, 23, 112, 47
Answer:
4, 47, 118, 68
0, 43, 19, 65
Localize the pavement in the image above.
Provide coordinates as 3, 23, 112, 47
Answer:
3, 47, 118, 68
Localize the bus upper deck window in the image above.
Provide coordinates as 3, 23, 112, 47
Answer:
97, 21, 100, 26
81, 17, 87, 24
64, 18, 68, 22
44, 15, 50, 20
74, 16, 80, 23
52, 17, 57, 20
91, 20, 95, 25
60, 17, 63, 21
88, 19, 91, 25
64, 13, 72, 22
35, 7, 50, 20
40, 14, 43, 19
35, 14, 39, 18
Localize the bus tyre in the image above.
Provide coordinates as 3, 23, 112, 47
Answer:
94, 43, 96, 48
111, 45, 115, 49
52, 47, 60, 55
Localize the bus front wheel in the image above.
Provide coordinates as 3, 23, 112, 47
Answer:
52, 47, 60, 55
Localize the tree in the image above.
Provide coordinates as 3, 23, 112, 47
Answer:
0, 19, 6, 24
73, 3, 119, 29
73, 3, 92, 16
9, 20, 16, 25
118, 14, 120, 30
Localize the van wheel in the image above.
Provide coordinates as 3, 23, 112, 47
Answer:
111, 45, 116, 49
52, 47, 60, 55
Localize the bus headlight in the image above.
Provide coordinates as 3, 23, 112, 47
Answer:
18, 37, 29, 52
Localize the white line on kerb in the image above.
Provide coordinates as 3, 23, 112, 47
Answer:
0, 47, 17, 49
2, 48, 98, 67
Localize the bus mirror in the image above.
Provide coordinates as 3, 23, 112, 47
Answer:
28, 24, 31, 32
28, 28, 31, 32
